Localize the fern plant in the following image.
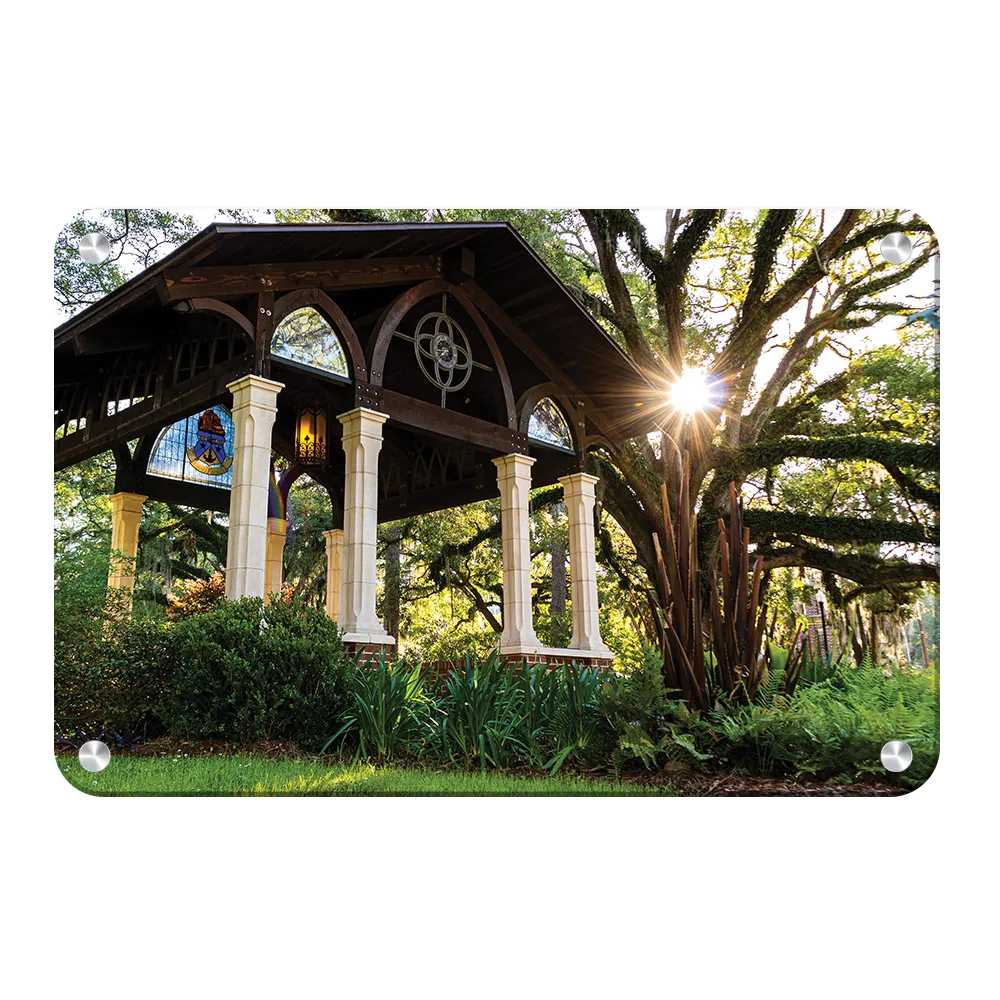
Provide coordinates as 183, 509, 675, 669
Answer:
598, 644, 714, 773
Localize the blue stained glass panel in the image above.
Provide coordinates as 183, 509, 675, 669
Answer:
147, 404, 235, 489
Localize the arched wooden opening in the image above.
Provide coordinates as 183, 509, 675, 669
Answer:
272, 288, 367, 381
516, 383, 579, 452
369, 278, 517, 428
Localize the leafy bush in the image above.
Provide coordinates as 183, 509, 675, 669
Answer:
430, 655, 536, 769
426, 656, 610, 772
166, 571, 295, 617
55, 548, 171, 739
166, 570, 226, 617
325, 654, 614, 772
158, 598, 351, 750
536, 663, 609, 772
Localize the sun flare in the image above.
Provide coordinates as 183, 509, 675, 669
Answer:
668, 368, 714, 415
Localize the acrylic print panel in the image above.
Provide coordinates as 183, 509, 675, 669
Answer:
146, 405, 235, 489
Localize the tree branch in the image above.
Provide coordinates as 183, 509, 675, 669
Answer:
758, 538, 938, 590
713, 209, 863, 382
741, 510, 937, 546
709, 436, 938, 475
884, 463, 940, 508
658, 209, 724, 374
580, 209, 660, 372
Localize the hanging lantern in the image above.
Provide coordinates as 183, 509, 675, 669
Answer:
295, 404, 328, 466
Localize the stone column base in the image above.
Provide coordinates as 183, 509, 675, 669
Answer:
343, 634, 397, 662
498, 645, 615, 669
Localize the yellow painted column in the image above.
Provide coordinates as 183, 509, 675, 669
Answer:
265, 518, 289, 602
323, 528, 344, 621
108, 491, 147, 610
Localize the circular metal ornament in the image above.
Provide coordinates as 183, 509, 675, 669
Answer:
78, 232, 111, 265
879, 232, 912, 264
413, 312, 473, 392
432, 331, 458, 369
79, 740, 111, 773
880, 740, 912, 773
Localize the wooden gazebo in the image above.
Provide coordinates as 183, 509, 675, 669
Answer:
55, 222, 652, 663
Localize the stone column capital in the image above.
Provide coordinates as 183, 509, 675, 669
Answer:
337, 406, 390, 434
109, 491, 148, 515
492, 453, 536, 477
226, 375, 285, 411
558, 472, 599, 496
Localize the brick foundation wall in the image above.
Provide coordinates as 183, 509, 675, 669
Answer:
345, 648, 614, 690
344, 642, 395, 661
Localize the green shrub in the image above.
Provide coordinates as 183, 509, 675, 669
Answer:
56, 611, 172, 739
55, 548, 171, 738
323, 655, 434, 761
537, 663, 609, 772
329, 654, 615, 772
430, 655, 531, 769
158, 598, 351, 750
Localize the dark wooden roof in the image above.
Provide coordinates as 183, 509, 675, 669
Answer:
54, 221, 650, 419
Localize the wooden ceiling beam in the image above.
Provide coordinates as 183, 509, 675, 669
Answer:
161, 256, 441, 300
356, 383, 529, 456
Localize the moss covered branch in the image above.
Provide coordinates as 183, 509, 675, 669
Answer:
710, 436, 938, 475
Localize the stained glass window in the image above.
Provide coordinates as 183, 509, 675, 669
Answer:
271, 306, 349, 379
147, 404, 235, 489
528, 397, 574, 451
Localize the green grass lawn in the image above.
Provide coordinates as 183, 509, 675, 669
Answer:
57, 755, 678, 796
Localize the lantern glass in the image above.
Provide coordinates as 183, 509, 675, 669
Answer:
295, 405, 328, 466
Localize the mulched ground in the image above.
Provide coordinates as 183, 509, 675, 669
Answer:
623, 764, 905, 796
54, 736, 907, 795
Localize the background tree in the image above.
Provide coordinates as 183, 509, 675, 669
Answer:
569, 209, 937, 629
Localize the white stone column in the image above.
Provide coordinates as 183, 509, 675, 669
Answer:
108, 491, 146, 607
338, 407, 394, 644
265, 518, 289, 602
323, 528, 344, 622
493, 453, 540, 654
225, 375, 284, 600
559, 472, 612, 658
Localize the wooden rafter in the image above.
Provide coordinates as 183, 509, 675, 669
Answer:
161, 256, 441, 300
